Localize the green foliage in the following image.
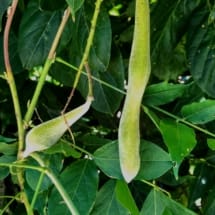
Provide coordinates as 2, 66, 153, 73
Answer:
140, 189, 197, 215
1, 0, 215, 214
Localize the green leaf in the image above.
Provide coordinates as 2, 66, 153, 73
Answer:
160, 119, 197, 179
0, 142, 17, 155
151, 0, 203, 80
0, 135, 16, 142
48, 159, 98, 215
70, 1, 111, 73
115, 180, 139, 215
68, 1, 117, 114
26, 154, 63, 191
0, 155, 16, 180
187, 3, 215, 97
0, 0, 11, 32
181, 100, 215, 124
93, 141, 122, 179
136, 141, 173, 181
93, 140, 172, 181
207, 138, 215, 150
143, 82, 187, 106
162, 208, 174, 215
140, 189, 197, 215
18, 0, 63, 69
44, 139, 82, 158
91, 180, 129, 215
143, 106, 161, 131
65, 0, 85, 18
0, 32, 23, 74
89, 46, 124, 114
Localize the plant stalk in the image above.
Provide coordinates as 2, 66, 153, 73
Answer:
30, 153, 80, 215
62, 0, 103, 112
3, 1, 33, 214
24, 7, 71, 125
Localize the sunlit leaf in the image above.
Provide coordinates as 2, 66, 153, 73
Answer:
140, 189, 197, 215
93, 140, 172, 181
91, 180, 129, 215
48, 159, 98, 215
160, 119, 196, 178
181, 100, 215, 124
26, 154, 63, 191
0, 142, 17, 155
65, 0, 85, 18
207, 138, 215, 150
115, 180, 139, 215
143, 82, 187, 106
44, 139, 82, 158
0, 155, 16, 180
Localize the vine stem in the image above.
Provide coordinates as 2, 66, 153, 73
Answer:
3, 0, 24, 160
24, 7, 71, 125
62, 0, 103, 112
0, 159, 80, 215
73, 0, 103, 89
30, 153, 80, 215
56, 58, 215, 139
3, 1, 33, 214
56, 57, 126, 95
150, 105, 215, 138
141, 179, 171, 198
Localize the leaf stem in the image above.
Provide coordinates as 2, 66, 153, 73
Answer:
150, 105, 215, 138
30, 171, 46, 210
3, 0, 24, 159
62, 0, 103, 112
55, 57, 126, 95
141, 179, 171, 198
24, 7, 71, 125
56, 57, 215, 138
3, 1, 33, 214
0, 193, 21, 215
30, 153, 80, 215
45, 169, 80, 215
72, 0, 103, 90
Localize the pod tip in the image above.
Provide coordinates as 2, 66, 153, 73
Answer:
121, 165, 140, 183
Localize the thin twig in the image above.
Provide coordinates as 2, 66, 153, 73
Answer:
3, 0, 24, 157
84, 62, 94, 98
62, 0, 103, 112
30, 153, 80, 215
24, 7, 71, 125
56, 57, 126, 95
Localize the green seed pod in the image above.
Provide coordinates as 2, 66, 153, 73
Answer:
118, 0, 151, 183
23, 97, 93, 158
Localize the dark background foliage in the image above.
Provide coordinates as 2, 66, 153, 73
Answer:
1, 0, 215, 214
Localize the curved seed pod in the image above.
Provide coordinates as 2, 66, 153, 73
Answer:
118, 0, 151, 183
23, 97, 93, 158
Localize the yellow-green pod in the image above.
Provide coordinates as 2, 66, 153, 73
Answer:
23, 96, 93, 158
118, 0, 151, 183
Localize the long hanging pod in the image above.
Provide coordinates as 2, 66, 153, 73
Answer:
118, 0, 151, 183
23, 96, 93, 158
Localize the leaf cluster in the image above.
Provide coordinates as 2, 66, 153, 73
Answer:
1, 0, 215, 214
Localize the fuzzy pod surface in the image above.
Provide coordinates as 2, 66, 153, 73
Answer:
118, 0, 151, 183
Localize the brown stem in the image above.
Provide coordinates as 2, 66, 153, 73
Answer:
3, 1, 33, 214
4, 1, 17, 72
